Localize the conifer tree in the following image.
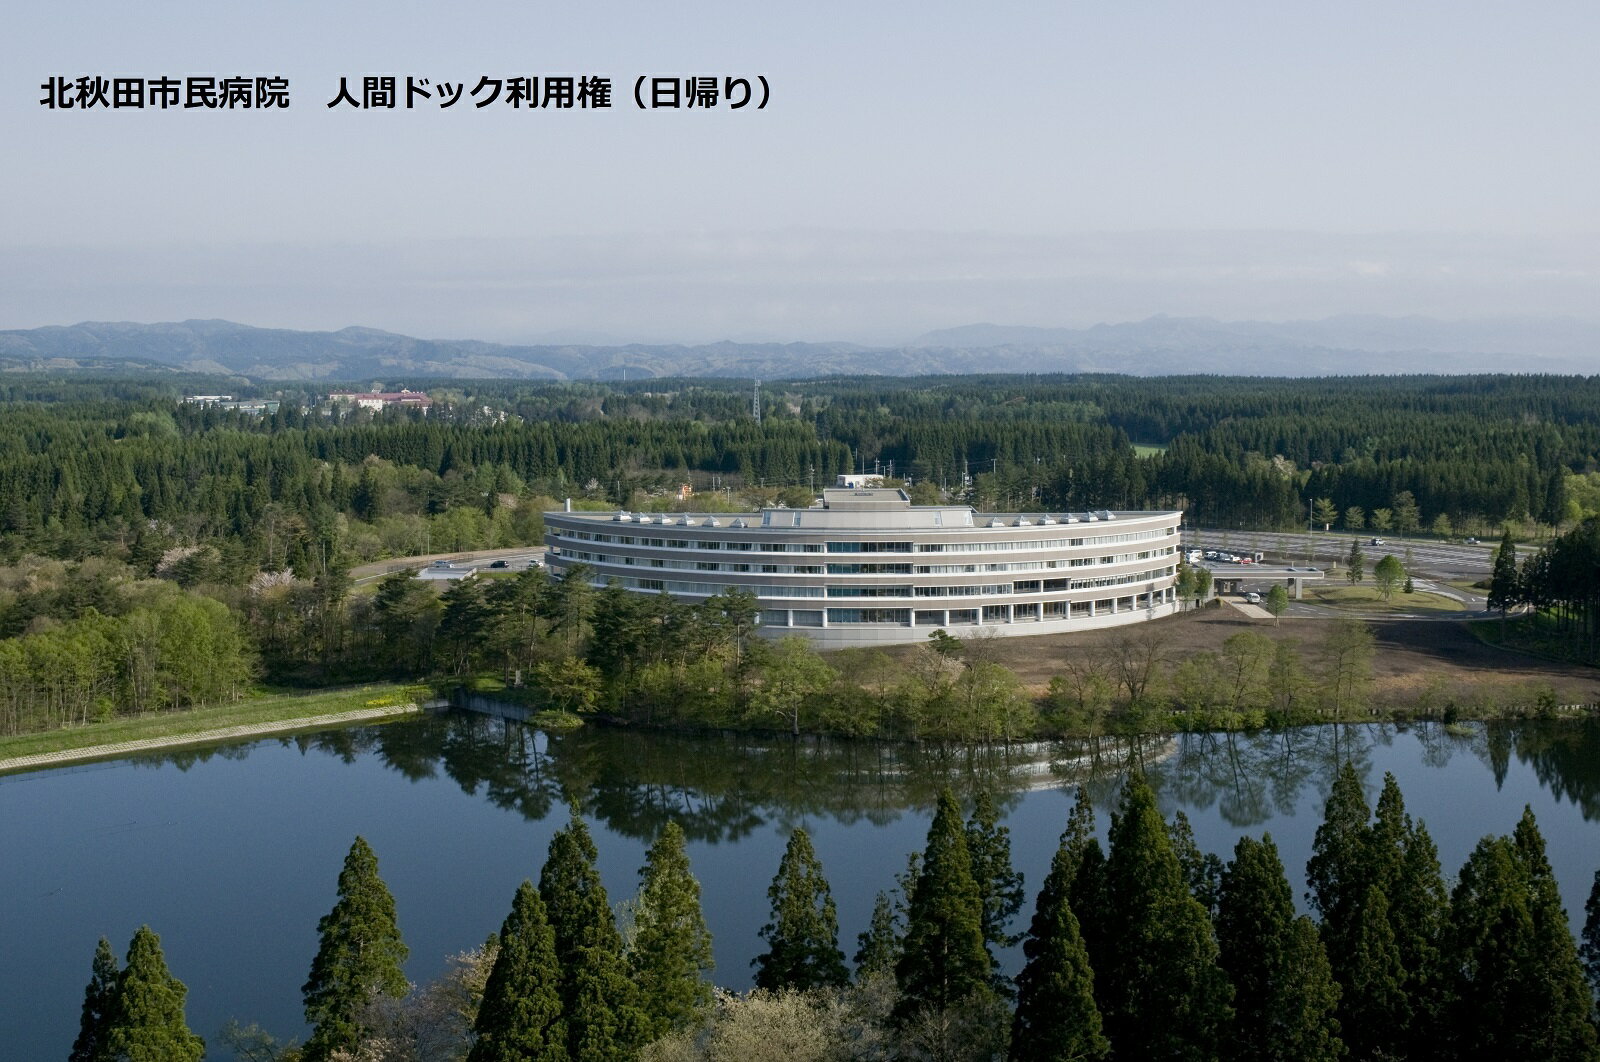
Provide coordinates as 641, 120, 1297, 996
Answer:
1306, 761, 1372, 977
69, 936, 119, 1062
1582, 868, 1600, 1014
1218, 835, 1342, 1062
539, 807, 643, 1061
854, 891, 900, 982
1100, 774, 1232, 1059
1060, 789, 1112, 980
1489, 528, 1519, 619
1168, 809, 1224, 917
1510, 808, 1599, 1059
1343, 885, 1410, 1062
1009, 885, 1107, 1062
469, 880, 567, 1062
755, 827, 848, 991
965, 790, 1025, 986
101, 926, 204, 1062
1370, 774, 1448, 1054
302, 836, 410, 1062
1445, 822, 1597, 1061
893, 789, 993, 1025
1012, 799, 1110, 1062
632, 822, 714, 1037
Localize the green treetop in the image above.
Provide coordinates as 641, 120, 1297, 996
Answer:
1373, 554, 1404, 600
965, 790, 1025, 987
853, 891, 900, 982
302, 836, 410, 1062
69, 936, 119, 1062
539, 807, 644, 1062
1582, 868, 1600, 1016
1218, 835, 1343, 1062
469, 880, 568, 1062
1100, 774, 1233, 1060
1445, 825, 1598, 1061
1011, 790, 1111, 1062
632, 821, 714, 1038
102, 926, 205, 1062
754, 827, 849, 991
1490, 528, 1520, 617
1306, 761, 1372, 976
893, 789, 993, 1025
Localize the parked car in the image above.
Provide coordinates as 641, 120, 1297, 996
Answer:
1464, 537, 1479, 545
489, 559, 510, 568
1243, 591, 1262, 604
1369, 537, 1385, 546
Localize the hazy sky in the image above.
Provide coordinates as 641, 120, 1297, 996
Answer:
5, 1, 1598, 343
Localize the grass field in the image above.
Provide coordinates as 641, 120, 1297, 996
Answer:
1132, 443, 1167, 457
1307, 585, 1465, 612
0, 683, 425, 761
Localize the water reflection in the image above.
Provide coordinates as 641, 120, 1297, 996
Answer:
124, 712, 1600, 839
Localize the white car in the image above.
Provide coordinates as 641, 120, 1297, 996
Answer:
1243, 591, 1262, 604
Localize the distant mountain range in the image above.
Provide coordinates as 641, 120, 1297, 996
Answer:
0, 315, 1595, 381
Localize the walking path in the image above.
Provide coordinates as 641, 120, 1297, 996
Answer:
0, 704, 422, 775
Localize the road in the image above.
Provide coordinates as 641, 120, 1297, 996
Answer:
349, 546, 548, 584
1188, 527, 1497, 581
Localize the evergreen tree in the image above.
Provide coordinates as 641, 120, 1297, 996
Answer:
1582, 868, 1600, 1016
469, 880, 567, 1062
1168, 809, 1224, 917
1489, 528, 1520, 618
1343, 885, 1410, 1062
101, 926, 204, 1062
754, 827, 848, 991
1009, 883, 1108, 1062
303, 836, 410, 1062
1306, 761, 1372, 977
1218, 835, 1342, 1062
1445, 819, 1598, 1061
539, 807, 643, 1062
1012, 792, 1111, 1062
1371, 774, 1448, 1055
632, 822, 714, 1038
893, 789, 993, 1025
69, 936, 119, 1062
1100, 774, 1232, 1060
1347, 539, 1366, 584
965, 790, 1025, 988
854, 891, 900, 982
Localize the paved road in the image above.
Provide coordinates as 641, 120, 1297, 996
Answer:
1189, 527, 1498, 581
349, 546, 547, 584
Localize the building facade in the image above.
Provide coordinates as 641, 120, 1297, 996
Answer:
544, 488, 1182, 648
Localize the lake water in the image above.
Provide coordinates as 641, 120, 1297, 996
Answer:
3, 713, 1599, 1059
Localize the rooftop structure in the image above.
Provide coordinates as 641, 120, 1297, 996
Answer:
328, 390, 432, 412
544, 491, 1182, 648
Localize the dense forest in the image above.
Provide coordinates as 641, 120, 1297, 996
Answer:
6, 372, 1600, 736
71, 771, 1600, 1061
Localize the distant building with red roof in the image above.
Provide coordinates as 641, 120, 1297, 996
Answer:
328, 389, 433, 413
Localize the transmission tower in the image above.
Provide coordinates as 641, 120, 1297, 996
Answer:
752, 379, 761, 424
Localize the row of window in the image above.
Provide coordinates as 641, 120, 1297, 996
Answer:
555, 546, 1173, 577
550, 524, 1176, 554
552, 564, 1175, 600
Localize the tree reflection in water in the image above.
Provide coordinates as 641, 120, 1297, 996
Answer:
126, 711, 1600, 838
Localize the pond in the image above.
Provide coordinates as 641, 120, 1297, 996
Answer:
3, 712, 1598, 1059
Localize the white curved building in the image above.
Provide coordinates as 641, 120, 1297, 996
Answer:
544, 488, 1182, 648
